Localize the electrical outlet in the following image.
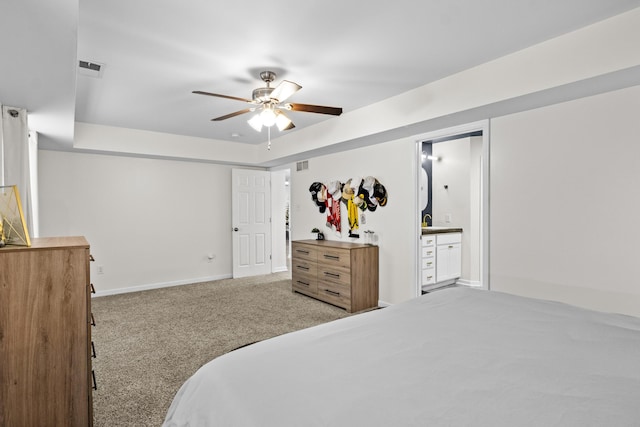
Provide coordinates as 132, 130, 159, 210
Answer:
445, 214, 452, 223
97, 265, 104, 275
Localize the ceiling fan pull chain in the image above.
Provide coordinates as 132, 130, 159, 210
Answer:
267, 126, 271, 151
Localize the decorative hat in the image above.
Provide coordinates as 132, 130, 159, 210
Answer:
308, 182, 327, 213
373, 182, 388, 206
350, 177, 362, 192
317, 185, 327, 202
362, 176, 376, 196
341, 179, 355, 200
357, 180, 376, 212
327, 180, 342, 200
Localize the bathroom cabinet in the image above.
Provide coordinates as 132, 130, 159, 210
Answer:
421, 230, 462, 291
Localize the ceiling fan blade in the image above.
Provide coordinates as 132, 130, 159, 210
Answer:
193, 90, 253, 103
287, 103, 342, 116
269, 80, 302, 103
211, 108, 253, 121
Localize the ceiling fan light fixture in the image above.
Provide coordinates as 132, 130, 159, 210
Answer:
275, 111, 292, 131
248, 114, 263, 132
260, 107, 277, 127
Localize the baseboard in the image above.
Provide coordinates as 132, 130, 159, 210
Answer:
456, 279, 483, 288
93, 274, 233, 297
272, 266, 289, 273
378, 300, 392, 307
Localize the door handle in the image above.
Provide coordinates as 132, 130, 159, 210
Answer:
233, 227, 239, 232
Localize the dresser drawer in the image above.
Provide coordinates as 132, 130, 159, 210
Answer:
317, 265, 351, 286
292, 272, 318, 296
292, 258, 317, 277
317, 248, 351, 269
317, 281, 350, 309
292, 244, 318, 262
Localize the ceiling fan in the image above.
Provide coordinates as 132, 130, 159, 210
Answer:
193, 71, 343, 132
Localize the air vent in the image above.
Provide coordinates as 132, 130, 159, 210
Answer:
78, 60, 105, 78
79, 61, 101, 71
296, 160, 309, 172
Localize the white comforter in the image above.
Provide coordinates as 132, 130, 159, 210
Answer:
164, 287, 640, 426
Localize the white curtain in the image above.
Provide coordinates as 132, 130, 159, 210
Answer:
0, 105, 38, 237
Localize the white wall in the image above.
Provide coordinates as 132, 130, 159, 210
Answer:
490, 84, 640, 317
432, 138, 471, 228
38, 150, 234, 294
431, 136, 482, 284
289, 138, 417, 305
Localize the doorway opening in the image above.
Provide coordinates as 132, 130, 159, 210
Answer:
270, 169, 291, 273
415, 121, 490, 297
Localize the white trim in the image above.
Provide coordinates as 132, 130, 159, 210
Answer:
272, 266, 289, 273
92, 274, 232, 297
414, 120, 490, 299
455, 279, 483, 288
378, 300, 392, 307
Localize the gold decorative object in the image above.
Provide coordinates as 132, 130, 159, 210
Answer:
0, 185, 31, 247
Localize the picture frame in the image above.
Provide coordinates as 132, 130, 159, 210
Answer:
0, 185, 31, 247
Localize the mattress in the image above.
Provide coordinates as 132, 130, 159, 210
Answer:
163, 287, 640, 426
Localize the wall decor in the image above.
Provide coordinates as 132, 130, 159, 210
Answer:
308, 176, 388, 239
0, 185, 31, 247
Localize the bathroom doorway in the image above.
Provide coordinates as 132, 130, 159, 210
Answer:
415, 121, 489, 297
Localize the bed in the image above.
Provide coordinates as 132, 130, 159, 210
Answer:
163, 287, 640, 426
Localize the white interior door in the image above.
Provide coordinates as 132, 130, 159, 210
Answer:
232, 168, 272, 278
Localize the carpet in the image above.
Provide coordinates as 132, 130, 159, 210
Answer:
91, 272, 350, 426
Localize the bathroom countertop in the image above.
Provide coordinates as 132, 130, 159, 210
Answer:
421, 226, 463, 235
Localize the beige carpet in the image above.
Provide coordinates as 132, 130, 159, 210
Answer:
91, 272, 350, 426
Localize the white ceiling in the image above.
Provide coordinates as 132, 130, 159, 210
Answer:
2, 0, 640, 150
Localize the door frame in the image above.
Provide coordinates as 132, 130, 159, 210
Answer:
414, 120, 490, 297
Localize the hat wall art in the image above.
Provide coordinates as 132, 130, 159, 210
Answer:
308, 176, 388, 239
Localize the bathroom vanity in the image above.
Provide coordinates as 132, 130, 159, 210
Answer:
421, 227, 462, 292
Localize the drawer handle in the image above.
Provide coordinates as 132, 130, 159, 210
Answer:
323, 254, 340, 260
426, 262, 433, 266
296, 265, 309, 271
448, 245, 454, 249
89, 254, 95, 262
91, 313, 96, 326
323, 272, 340, 278
426, 251, 433, 255
91, 341, 97, 358
90, 283, 96, 294
427, 275, 433, 279
296, 280, 310, 287
92, 370, 97, 390
324, 289, 340, 297
296, 249, 310, 255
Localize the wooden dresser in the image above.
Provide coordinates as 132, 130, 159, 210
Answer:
0, 236, 94, 426
292, 240, 379, 312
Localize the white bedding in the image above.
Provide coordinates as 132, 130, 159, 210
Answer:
163, 287, 640, 426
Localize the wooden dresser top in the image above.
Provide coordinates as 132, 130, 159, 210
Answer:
293, 239, 375, 250
0, 236, 89, 253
